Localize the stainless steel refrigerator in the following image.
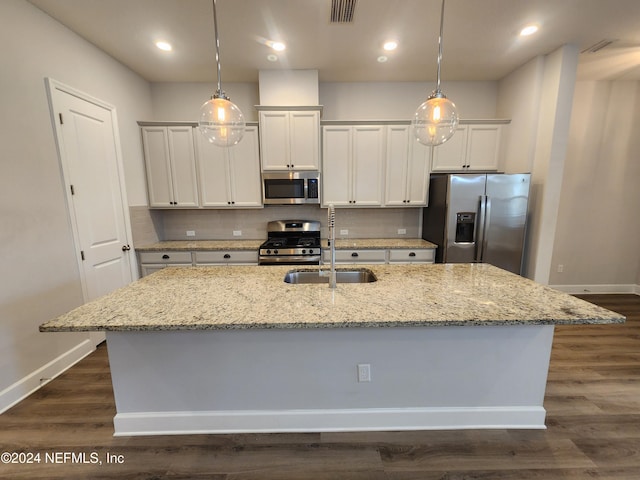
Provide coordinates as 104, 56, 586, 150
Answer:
422, 173, 531, 275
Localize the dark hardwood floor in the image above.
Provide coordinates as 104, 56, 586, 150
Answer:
1, 294, 639, 479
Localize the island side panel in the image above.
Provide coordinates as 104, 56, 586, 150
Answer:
106, 325, 554, 435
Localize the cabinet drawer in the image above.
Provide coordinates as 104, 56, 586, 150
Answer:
138, 251, 193, 264
325, 249, 387, 263
194, 250, 259, 265
388, 249, 435, 263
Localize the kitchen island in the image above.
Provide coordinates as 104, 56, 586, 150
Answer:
40, 263, 624, 436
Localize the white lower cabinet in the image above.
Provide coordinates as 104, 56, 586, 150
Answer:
323, 248, 435, 265
138, 251, 193, 277
194, 251, 258, 266
324, 249, 387, 264
388, 249, 435, 264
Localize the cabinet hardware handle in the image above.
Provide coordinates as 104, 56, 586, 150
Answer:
351, 252, 359, 257
162, 254, 170, 259
223, 254, 231, 259
122, 245, 131, 252
409, 252, 416, 257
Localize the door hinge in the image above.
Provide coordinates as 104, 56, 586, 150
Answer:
70, 184, 75, 195
80, 250, 85, 261
59, 113, 64, 125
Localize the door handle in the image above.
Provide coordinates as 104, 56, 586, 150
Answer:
122, 245, 131, 252
475, 195, 486, 263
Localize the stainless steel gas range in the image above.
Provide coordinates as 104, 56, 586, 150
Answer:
258, 220, 322, 265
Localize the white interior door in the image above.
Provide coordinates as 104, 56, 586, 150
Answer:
47, 79, 135, 344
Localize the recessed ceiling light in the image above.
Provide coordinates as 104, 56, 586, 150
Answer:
383, 41, 398, 51
520, 24, 539, 37
377, 55, 388, 63
155, 41, 172, 51
271, 42, 286, 52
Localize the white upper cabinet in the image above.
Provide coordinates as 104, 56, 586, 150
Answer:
322, 125, 385, 207
431, 123, 503, 172
196, 125, 263, 208
142, 126, 199, 208
384, 125, 431, 207
259, 109, 320, 171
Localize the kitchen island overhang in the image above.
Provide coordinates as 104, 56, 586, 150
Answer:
40, 264, 624, 436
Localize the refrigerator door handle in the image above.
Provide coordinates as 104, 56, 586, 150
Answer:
475, 195, 487, 262
482, 196, 492, 262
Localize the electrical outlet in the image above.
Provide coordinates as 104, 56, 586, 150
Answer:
186, 230, 196, 237
397, 228, 407, 235
557, 264, 564, 273
340, 229, 349, 236
357, 364, 371, 383
233, 230, 242, 237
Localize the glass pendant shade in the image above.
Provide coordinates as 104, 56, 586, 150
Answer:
198, 96, 245, 147
413, 93, 459, 146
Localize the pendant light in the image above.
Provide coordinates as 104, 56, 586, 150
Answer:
413, 0, 459, 146
198, 0, 245, 147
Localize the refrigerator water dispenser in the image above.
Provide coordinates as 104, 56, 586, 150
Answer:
455, 212, 476, 243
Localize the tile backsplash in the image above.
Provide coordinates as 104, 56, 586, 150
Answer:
130, 205, 422, 245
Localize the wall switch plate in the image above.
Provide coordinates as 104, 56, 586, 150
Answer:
186, 230, 196, 237
340, 229, 349, 236
397, 228, 407, 235
357, 364, 371, 383
233, 230, 242, 237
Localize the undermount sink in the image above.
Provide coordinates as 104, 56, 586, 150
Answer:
284, 268, 377, 284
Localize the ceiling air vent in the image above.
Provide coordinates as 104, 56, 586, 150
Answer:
581, 39, 617, 54
331, 0, 357, 23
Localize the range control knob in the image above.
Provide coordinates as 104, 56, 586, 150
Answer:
274, 249, 279, 255
302, 249, 307, 254
266, 249, 271, 254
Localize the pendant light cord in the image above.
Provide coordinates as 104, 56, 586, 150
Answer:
435, 0, 445, 95
211, 0, 226, 99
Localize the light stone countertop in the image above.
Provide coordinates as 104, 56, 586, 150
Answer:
40, 263, 624, 332
136, 238, 437, 252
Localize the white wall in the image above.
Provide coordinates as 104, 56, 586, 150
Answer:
0, 0, 153, 411
319, 82, 498, 120
497, 57, 544, 173
496, 46, 579, 283
549, 81, 640, 291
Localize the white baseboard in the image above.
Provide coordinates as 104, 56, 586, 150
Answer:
113, 406, 547, 436
550, 284, 640, 295
0, 339, 95, 414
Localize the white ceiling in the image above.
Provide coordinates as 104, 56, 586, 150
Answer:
27, 0, 640, 83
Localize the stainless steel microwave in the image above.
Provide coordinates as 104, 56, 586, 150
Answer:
262, 172, 320, 205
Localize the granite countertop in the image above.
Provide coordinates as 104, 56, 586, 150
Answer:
136, 238, 437, 252
40, 263, 624, 332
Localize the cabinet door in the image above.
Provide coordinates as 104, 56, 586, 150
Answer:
431, 125, 468, 171
322, 126, 352, 206
352, 126, 384, 206
289, 111, 320, 170
384, 125, 410, 206
228, 126, 263, 207
406, 128, 432, 205
142, 127, 174, 207
197, 133, 233, 207
259, 111, 290, 170
465, 125, 501, 171
167, 126, 199, 207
